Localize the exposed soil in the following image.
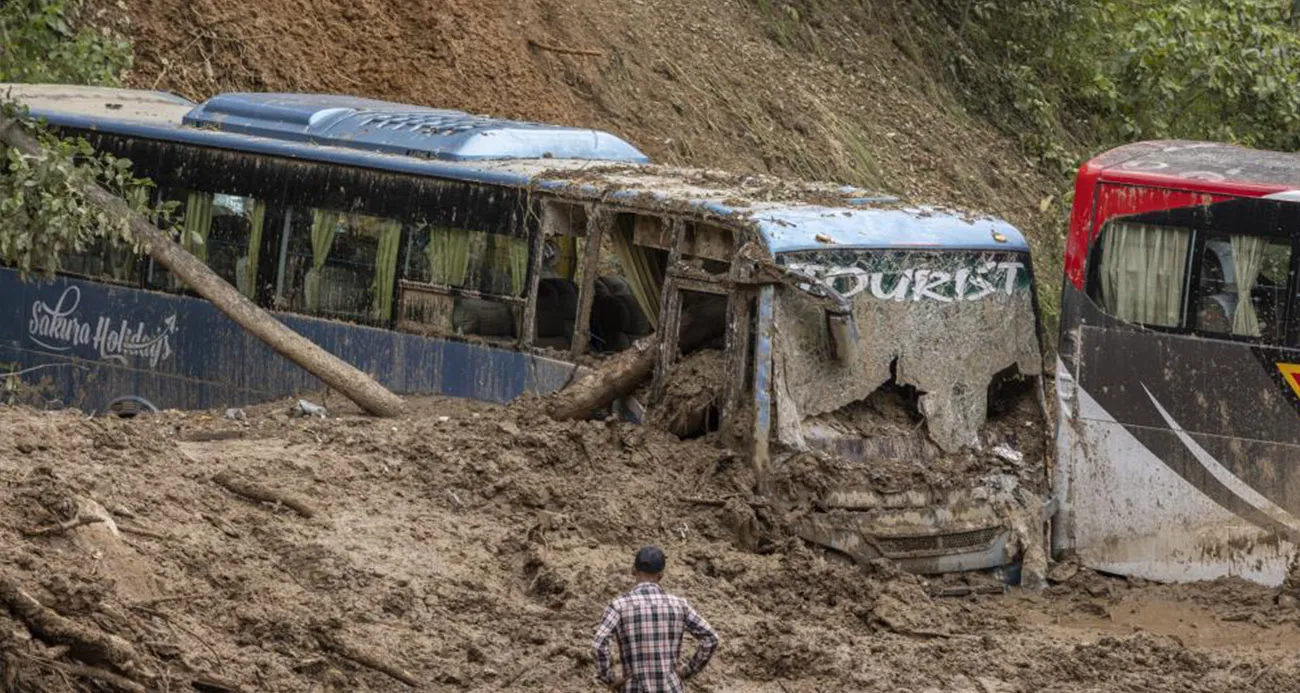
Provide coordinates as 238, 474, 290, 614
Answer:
9, 2, 1290, 691
85, 0, 1055, 248
2, 399, 1299, 692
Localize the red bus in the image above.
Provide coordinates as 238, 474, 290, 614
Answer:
1056, 141, 1300, 585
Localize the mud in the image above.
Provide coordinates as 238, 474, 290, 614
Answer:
2, 399, 1298, 692
647, 348, 726, 439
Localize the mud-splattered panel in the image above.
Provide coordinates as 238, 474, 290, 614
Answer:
774, 249, 1041, 452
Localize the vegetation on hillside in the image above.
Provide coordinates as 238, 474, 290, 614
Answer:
930, 0, 1300, 173
0, 0, 166, 276
749, 0, 1300, 331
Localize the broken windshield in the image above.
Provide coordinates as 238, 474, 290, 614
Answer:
773, 249, 1042, 453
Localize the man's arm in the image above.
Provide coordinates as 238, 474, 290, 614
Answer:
679, 603, 719, 679
592, 604, 622, 685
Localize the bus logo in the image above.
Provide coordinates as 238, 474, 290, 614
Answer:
28, 286, 178, 368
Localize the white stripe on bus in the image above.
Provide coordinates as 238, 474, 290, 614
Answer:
1142, 384, 1300, 535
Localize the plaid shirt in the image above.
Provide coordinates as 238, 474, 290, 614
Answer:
592, 582, 719, 692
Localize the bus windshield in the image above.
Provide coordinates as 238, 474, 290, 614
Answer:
768, 245, 1049, 577
777, 248, 1041, 453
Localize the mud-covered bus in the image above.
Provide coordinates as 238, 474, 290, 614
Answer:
1056, 140, 1300, 585
1, 84, 1050, 577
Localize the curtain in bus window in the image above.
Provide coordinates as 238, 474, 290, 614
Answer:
1099, 222, 1190, 327
306, 210, 339, 312
371, 219, 402, 321
240, 200, 267, 298
426, 228, 472, 286
1230, 234, 1267, 337
489, 235, 530, 296
553, 235, 578, 279
611, 224, 663, 329
182, 192, 214, 263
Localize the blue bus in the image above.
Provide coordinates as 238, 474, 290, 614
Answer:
1, 84, 1048, 576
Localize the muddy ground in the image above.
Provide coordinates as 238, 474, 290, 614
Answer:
2, 397, 1299, 692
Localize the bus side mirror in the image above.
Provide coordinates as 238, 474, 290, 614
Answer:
826, 309, 857, 361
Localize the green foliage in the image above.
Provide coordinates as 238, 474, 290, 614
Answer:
934, 0, 1300, 168
1102, 0, 1300, 151
0, 0, 133, 85
0, 109, 173, 277
0, 0, 172, 278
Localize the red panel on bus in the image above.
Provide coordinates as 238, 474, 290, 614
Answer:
1063, 155, 1292, 290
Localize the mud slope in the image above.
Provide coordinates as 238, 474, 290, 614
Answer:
2, 400, 1299, 692
88, 0, 1051, 235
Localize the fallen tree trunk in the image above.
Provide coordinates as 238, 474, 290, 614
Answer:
547, 337, 657, 421
548, 300, 726, 421
213, 470, 319, 519
0, 115, 405, 418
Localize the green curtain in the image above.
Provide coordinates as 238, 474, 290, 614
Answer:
311, 210, 339, 270
553, 235, 578, 279
306, 210, 339, 312
242, 200, 267, 298
611, 224, 664, 329
371, 219, 403, 321
182, 192, 215, 263
426, 227, 472, 287
491, 235, 530, 296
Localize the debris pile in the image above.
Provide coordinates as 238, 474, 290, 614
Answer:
0, 399, 1296, 692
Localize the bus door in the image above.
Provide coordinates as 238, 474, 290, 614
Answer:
1061, 182, 1300, 585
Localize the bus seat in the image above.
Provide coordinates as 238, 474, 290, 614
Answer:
598, 275, 652, 337
535, 278, 578, 339
453, 298, 515, 337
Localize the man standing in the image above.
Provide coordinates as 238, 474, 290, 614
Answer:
592, 546, 719, 692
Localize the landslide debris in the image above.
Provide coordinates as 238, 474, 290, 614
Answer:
1, 399, 1298, 692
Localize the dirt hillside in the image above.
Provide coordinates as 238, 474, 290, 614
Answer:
2, 400, 1299, 692
86, 0, 1053, 236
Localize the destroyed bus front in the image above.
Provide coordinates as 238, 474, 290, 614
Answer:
754, 216, 1050, 577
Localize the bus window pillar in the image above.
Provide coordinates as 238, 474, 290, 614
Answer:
649, 218, 685, 403
721, 261, 757, 451
751, 284, 775, 496
571, 206, 610, 357
520, 203, 549, 349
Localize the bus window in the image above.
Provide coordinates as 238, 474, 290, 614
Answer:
1194, 235, 1291, 342
276, 208, 402, 325
1094, 221, 1192, 328
584, 214, 664, 353
398, 225, 527, 340
534, 201, 586, 350
148, 189, 267, 299
60, 237, 141, 286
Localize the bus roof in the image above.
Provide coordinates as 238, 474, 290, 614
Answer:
3, 83, 1028, 254
1084, 140, 1300, 194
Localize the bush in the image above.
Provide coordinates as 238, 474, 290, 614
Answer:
0, 0, 133, 85
1102, 0, 1300, 151
930, 0, 1300, 168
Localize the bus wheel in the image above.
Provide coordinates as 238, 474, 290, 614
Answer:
107, 395, 159, 419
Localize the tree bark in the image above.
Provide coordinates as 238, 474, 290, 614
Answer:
0, 115, 405, 418
547, 298, 727, 421
548, 337, 657, 421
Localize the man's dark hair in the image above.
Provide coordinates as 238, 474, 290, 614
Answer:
634, 545, 666, 574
